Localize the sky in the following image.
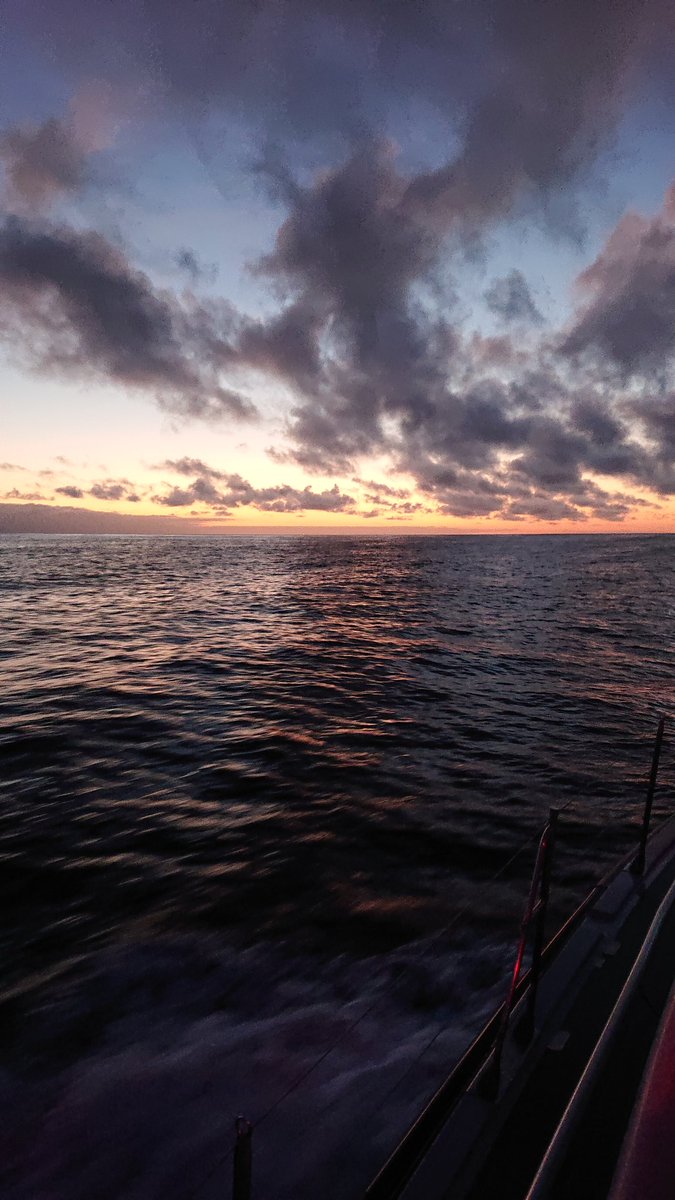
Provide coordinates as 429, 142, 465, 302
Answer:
1, 0, 675, 534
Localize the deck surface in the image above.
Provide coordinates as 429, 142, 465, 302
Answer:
371, 819, 675, 1200
464, 861, 675, 1199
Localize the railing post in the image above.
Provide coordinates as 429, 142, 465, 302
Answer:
631, 717, 666, 877
233, 1116, 253, 1200
479, 818, 551, 1099
519, 807, 558, 1046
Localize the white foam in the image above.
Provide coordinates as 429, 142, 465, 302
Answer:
3, 933, 511, 1199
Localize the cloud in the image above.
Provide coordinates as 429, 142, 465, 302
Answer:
257, 144, 439, 368
628, 395, 675, 493
562, 183, 675, 374
353, 478, 413, 508
502, 495, 587, 522
0, 86, 119, 213
237, 301, 325, 391
56, 485, 84, 498
0, 216, 255, 422
157, 457, 227, 479
13, 1, 672, 232
89, 480, 138, 500
402, 0, 666, 236
4, 2, 675, 528
152, 471, 355, 513
3, 488, 44, 501
175, 248, 218, 284
214, 145, 675, 520
248, 143, 455, 472
0, 118, 89, 211
484, 270, 543, 325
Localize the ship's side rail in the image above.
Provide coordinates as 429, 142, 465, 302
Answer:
525, 875, 675, 1199
190, 715, 667, 1195
363, 716, 669, 1200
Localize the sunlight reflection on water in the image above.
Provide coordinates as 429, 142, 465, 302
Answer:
0, 533, 674, 1197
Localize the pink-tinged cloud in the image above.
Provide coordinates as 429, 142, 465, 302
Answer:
563, 182, 675, 374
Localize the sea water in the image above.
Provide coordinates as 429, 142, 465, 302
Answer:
1, 533, 673, 1198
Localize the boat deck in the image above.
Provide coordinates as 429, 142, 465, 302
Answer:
468, 855, 675, 1199
367, 814, 675, 1200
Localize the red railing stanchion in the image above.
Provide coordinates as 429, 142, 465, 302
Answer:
233, 1116, 253, 1200
519, 807, 558, 1046
632, 717, 666, 877
479, 814, 555, 1098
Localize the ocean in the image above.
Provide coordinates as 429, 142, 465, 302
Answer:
1, 532, 673, 1199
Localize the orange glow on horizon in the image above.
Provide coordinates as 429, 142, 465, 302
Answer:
2, 457, 674, 536
7, 494, 671, 536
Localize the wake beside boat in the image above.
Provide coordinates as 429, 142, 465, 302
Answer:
363, 716, 673, 1200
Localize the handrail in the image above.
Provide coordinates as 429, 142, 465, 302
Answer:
632, 715, 666, 875
480, 809, 558, 1097
361, 832, 661, 1200
180, 718, 671, 1200
233, 1117, 253, 1200
363, 716, 668, 1200
524, 874, 675, 1199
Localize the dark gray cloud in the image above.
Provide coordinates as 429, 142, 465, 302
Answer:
257, 145, 439, 370
10, 1, 673, 231
249, 144, 455, 472
562, 186, 675, 374
4, 1, 675, 526
3, 488, 45, 501
502, 495, 587, 522
628, 396, 675, 493
0, 217, 255, 421
89, 480, 138, 500
240, 145, 661, 522
56, 485, 84, 498
237, 301, 324, 390
239, 145, 675, 518
153, 471, 355, 513
484, 270, 543, 325
509, 418, 589, 489
0, 118, 87, 211
175, 248, 218, 285
352, 478, 410, 500
401, 0, 671, 236
158, 457, 227, 479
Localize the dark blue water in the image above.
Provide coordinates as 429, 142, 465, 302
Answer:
1, 533, 673, 1199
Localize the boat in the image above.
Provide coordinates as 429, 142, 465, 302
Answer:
360, 716, 673, 1200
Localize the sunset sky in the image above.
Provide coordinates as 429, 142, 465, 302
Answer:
1, 0, 675, 534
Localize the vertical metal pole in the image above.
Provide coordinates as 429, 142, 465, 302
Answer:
233, 1117, 253, 1200
520, 808, 558, 1045
632, 716, 666, 877
479, 822, 549, 1098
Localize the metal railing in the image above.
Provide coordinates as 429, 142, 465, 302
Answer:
233, 1117, 253, 1200
632, 715, 666, 876
223, 717, 668, 1199
482, 715, 667, 1100
363, 715, 669, 1200
479, 807, 558, 1098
